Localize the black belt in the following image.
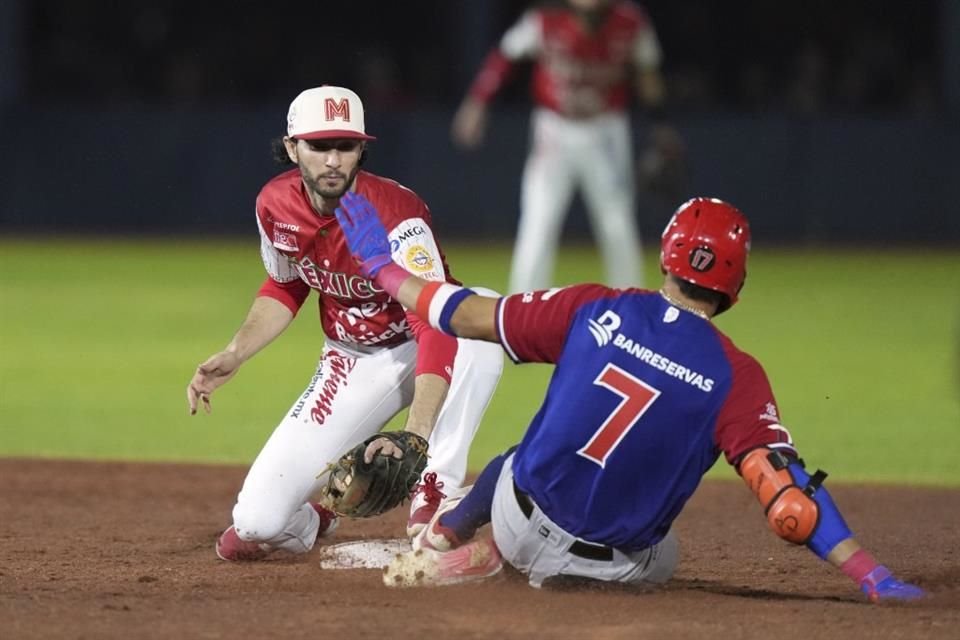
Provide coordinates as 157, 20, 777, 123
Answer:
512, 481, 614, 562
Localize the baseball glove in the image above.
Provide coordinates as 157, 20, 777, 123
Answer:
319, 431, 429, 518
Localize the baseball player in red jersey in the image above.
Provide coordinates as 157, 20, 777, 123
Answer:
332, 193, 926, 601
186, 86, 504, 561
453, 0, 677, 293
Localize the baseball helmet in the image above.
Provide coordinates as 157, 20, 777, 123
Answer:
660, 197, 751, 312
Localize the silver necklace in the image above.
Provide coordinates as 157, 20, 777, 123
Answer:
659, 289, 710, 320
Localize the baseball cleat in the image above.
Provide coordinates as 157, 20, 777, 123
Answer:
215, 526, 272, 562
859, 566, 926, 602
411, 484, 471, 552
383, 537, 503, 588
217, 503, 339, 561
406, 472, 446, 538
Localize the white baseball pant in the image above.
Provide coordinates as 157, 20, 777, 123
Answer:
509, 108, 642, 293
491, 453, 678, 588
230, 299, 504, 553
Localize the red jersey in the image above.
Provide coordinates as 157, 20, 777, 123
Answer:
255, 169, 457, 348
469, 1, 662, 117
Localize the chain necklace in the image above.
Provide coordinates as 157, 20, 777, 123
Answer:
659, 289, 711, 320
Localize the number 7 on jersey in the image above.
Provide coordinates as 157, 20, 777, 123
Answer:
577, 364, 661, 467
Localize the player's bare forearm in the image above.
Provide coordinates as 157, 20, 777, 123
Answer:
394, 276, 499, 342
450, 295, 499, 341
402, 373, 451, 439
226, 295, 295, 363
187, 295, 296, 414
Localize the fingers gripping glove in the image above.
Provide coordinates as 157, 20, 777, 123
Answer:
334, 191, 393, 277
319, 431, 430, 518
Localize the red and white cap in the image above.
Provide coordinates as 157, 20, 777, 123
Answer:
286, 86, 376, 141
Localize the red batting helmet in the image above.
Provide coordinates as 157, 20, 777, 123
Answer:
660, 197, 751, 312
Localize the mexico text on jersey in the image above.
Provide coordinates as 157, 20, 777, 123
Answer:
255, 170, 456, 347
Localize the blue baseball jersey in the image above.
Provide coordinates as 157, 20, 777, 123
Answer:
496, 285, 796, 551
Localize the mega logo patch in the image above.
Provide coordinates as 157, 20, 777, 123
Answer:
404, 245, 435, 273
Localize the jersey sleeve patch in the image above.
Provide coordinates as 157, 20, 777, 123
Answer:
388, 218, 446, 282
256, 208, 299, 283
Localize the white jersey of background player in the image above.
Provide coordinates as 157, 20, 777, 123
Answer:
452, 0, 669, 293
187, 86, 503, 561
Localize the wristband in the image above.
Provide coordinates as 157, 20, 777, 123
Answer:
376, 262, 411, 301
438, 288, 474, 335
416, 282, 444, 323
362, 254, 393, 279
414, 281, 473, 335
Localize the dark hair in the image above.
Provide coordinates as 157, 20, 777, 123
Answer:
675, 276, 731, 314
271, 137, 294, 166
270, 137, 369, 167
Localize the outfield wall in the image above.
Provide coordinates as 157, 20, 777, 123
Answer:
1, 105, 957, 243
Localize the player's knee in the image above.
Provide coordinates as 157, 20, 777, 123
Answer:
232, 503, 290, 543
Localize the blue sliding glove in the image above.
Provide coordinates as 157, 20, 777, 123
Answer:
334, 191, 393, 277
860, 566, 925, 603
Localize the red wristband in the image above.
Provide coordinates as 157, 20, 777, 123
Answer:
416, 281, 443, 322
375, 262, 410, 300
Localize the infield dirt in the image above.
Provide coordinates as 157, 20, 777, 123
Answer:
1, 459, 956, 639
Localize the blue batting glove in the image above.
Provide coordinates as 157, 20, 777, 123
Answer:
334, 191, 393, 277
860, 566, 925, 602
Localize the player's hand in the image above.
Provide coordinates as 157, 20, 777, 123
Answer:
860, 566, 926, 602
186, 351, 242, 415
334, 191, 392, 277
363, 435, 406, 463
451, 98, 487, 149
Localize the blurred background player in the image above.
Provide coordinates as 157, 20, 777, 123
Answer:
186, 86, 504, 561
334, 192, 926, 601
451, 0, 682, 293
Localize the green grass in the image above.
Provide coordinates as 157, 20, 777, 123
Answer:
1, 239, 958, 485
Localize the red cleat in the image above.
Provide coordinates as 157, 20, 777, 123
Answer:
216, 503, 339, 561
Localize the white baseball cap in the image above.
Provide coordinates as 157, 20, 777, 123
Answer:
286, 86, 376, 141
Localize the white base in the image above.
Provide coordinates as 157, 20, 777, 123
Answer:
318, 538, 412, 569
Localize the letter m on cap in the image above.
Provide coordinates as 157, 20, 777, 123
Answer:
324, 98, 351, 122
